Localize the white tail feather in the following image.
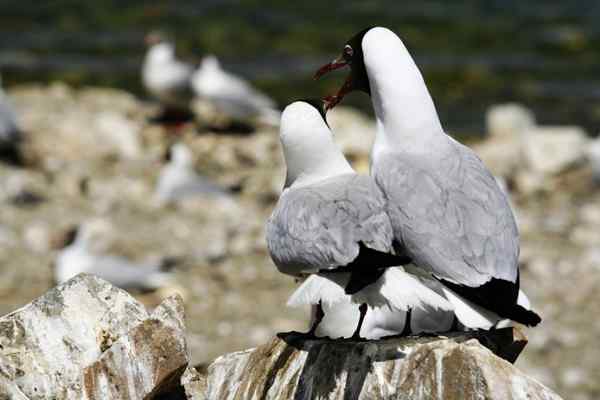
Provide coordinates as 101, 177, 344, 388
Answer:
355, 267, 453, 311
287, 267, 452, 313
287, 273, 349, 307
517, 289, 531, 310
441, 287, 500, 329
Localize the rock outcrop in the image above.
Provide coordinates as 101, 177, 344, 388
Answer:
0, 274, 189, 399
183, 329, 563, 400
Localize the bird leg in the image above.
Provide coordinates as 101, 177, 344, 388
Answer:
307, 301, 325, 337
351, 303, 368, 340
450, 314, 460, 332
401, 308, 412, 336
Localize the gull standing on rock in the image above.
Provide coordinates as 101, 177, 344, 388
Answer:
142, 32, 195, 119
192, 55, 281, 126
55, 220, 175, 291
154, 142, 230, 206
266, 100, 451, 339
0, 73, 22, 162
316, 27, 541, 329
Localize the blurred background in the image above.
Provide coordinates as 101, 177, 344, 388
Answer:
0, 2, 599, 399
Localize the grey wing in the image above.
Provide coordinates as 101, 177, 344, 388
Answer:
376, 140, 519, 287
155, 166, 228, 202
93, 254, 170, 290
266, 174, 395, 277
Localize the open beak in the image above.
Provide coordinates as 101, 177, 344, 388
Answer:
314, 56, 353, 110
314, 56, 348, 80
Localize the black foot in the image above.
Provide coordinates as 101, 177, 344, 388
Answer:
350, 303, 368, 340
400, 308, 412, 336
306, 301, 325, 338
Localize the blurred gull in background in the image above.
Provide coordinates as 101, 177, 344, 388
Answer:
54, 219, 175, 291
192, 55, 281, 126
154, 142, 231, 206
0, 72, 22, 162
142, 31, 195, 120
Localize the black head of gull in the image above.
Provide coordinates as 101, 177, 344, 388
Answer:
314, 27, 374, 110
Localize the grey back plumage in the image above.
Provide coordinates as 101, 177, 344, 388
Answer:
266, 173, 395, 276
373, 136, 519, 287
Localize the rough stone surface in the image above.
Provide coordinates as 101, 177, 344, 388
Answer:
0, 274, 189, 399
185, 329, 562, 400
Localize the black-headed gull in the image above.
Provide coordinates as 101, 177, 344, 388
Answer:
316, 26, 541, 329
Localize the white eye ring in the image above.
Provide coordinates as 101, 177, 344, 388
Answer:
344, 45, 354, 58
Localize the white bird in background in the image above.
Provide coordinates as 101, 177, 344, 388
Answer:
266, 100, 451, 339
142, 31, 195, 115
55, 220, 175, 291
192, 55, 281, 126
316, 26, 541, 330
154, 142, 230, 205
0, 73, 22, 161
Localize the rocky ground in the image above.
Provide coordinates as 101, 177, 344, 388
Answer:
0, 85, 598, 399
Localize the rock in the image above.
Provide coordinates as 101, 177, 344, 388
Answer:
81, 295, 188, 399
94, 111, 142, 159
522, 126, 587, 175
473, 138, 522, 179
0, 274, 189, 399
22, 221, 53, 253
486, 103, 536, 141
184, 329, 562, 400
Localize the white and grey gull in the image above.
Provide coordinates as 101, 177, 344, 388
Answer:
192, 55, 281, 126
55, 220, 175, 291
142, 31, 195, 119
154, 142, 231, 206
315, 26, 541, 329
266, 100, 451, 339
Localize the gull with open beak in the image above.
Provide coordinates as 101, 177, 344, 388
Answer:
315, 27, 541, 330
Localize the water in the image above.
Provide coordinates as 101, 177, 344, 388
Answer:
0, 0, 599, 134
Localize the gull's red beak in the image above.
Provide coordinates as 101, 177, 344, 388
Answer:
314, 56, 353, 110
314, 56, 348, 80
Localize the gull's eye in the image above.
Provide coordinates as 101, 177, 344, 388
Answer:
343, 45, 354, 60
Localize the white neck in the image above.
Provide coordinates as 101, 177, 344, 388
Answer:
362, 28, 444, 155
280, 102, 354, 189
285, 145, 354, 189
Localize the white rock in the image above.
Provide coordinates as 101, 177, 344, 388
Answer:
0, 274, 188, 399
23, 222, 52, 253
486, 103, 535, 141
522, 126, 587, 175
183, 330, 562, 400
94, 111, 142, 159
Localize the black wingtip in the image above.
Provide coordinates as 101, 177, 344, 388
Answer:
511, 305, 542, 327
344, 268, 385, 295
